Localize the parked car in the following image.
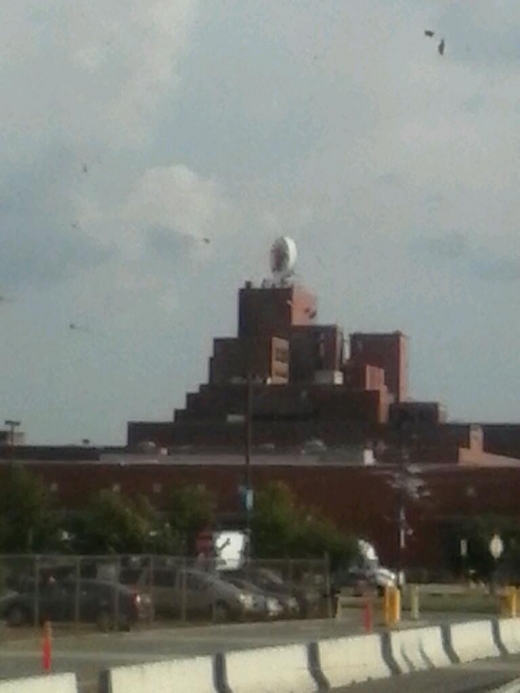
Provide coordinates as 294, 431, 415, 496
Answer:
222, 575, 286, 619
230, 568, 321, 617
128, 567, 260, 622
331, 565, 397, 596
0, 578, 152, 631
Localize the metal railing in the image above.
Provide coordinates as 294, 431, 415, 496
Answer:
0, 554, 330, 633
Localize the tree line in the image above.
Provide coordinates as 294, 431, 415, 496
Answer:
0, 468, 357, 567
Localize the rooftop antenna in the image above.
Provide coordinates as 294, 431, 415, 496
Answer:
269, 236, 297, 286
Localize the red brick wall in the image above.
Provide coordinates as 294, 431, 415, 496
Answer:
350, 332, 408, 402
14, 460, 520, 570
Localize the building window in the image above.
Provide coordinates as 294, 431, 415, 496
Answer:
274, 347, 288, 363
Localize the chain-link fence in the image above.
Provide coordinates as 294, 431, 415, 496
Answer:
0, 555, 330, 633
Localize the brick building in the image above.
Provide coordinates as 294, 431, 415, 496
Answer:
5, 445, 520, 571
128, 278, 444, 451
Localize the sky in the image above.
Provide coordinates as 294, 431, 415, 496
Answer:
1, 0, 520, 444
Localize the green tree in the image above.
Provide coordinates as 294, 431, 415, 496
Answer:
251, 481, 357, 567
167, 485, 216, 554
0, 468, 57, 552
440, 515, 520, 580
72, 490, 157, 555
251, 481, 300, 557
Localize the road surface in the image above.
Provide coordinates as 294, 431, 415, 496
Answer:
336, 657, 520, 692
0, 614, 493, 693
0, 617, 365, 692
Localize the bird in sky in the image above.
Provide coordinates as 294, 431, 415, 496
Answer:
69, 323, 90, 333
438, 39, 445, 56
424, 30, 435, 37
202, 237, 211, 244
82, 164, 89, 174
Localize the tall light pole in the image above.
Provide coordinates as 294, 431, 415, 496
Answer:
4, 420, 20, 463
243, 351, 254, 558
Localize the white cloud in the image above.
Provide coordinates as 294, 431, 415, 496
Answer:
3, 0, 520, 442
124, 165, 234, 240
0, 0, 199, 150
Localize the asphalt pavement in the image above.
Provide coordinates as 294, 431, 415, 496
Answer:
335, 657, 520, 692
0, 613, 498, 693
0, 617, 364, 692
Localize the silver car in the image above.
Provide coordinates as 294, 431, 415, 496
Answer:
142, 568, 260, 621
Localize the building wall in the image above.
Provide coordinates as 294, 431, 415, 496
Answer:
350, 332, 408, 402
11, 459, 520, 570
343, 362, 386, 392
209, 336, 289, 385
289, 325, 344, 382
389, 401, 447, 426
238, 283, 317, 339
481, 424, 520, 459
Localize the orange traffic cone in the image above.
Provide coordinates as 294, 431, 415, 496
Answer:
42, 621, 52, 673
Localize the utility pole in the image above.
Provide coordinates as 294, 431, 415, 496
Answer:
4, 419, 20, 464
396, 423, 409, 588
244, 368, 253, 556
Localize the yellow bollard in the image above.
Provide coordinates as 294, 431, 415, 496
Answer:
507, 586, 517, 617
383, 586, 392, 627
499, 586, 517, 617
391, 586, 401, 626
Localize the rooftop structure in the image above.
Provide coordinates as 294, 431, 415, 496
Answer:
128, 239, 443, 453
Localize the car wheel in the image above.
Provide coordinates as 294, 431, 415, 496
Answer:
213, 601, 232, 622
96, 610, 113, 633
6, 605, 29, 628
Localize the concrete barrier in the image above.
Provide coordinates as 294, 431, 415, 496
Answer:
100, 618, 519, 693
318, 633, 390, 688
101, 656, 216, 693
389, 626, 451, 673
0, 674, 77, 693
497, 618, 520, 655
449, 619, 500, 663
490, 678, 520, 692
224, 644, 315, 693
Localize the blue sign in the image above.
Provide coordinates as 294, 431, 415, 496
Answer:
239, 486, 254, 512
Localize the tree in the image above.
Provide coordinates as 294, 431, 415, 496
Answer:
167, 485, 216, 554
71, 490, 157, 555
440, 515, 520, 580
0, 468, 57, 552
251, 481, 300, 557
251, 481, 357, 567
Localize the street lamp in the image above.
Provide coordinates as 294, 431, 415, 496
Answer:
4, 419, 20, 461
243, 369, 253, 555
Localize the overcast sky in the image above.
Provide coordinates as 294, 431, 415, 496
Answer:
1, 0, 520, 444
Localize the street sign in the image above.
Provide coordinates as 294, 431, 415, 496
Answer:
489, 534, 504, 560
460, 538, 468, 558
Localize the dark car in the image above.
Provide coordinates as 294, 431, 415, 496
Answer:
0, 578, 152, 631
223, 575, 298, 619
231, 568, 321, 617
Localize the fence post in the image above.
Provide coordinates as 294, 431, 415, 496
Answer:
114, 556, 121, 630
324, 554, 332, 619
410, 585, 420, 621
74, 556, 81, 630
34, 555, 40, 631
180, 557, 187, 623
149, 555, 155, 625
